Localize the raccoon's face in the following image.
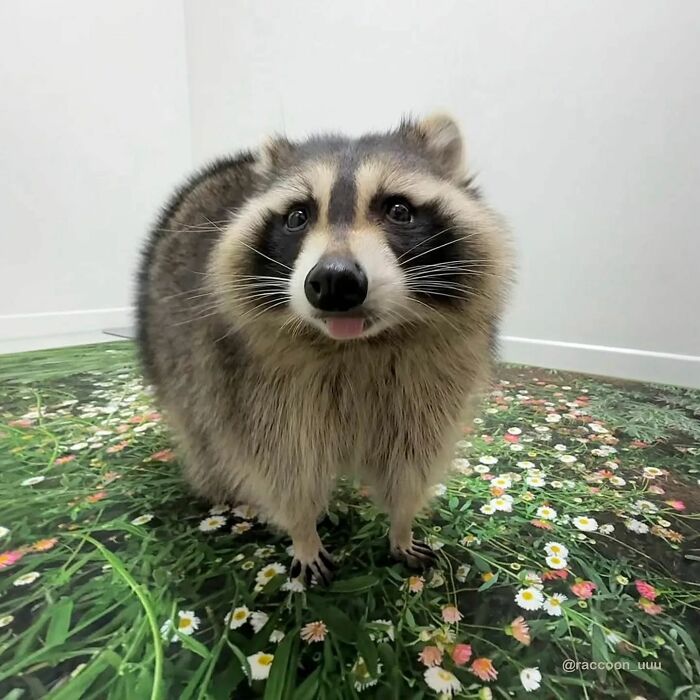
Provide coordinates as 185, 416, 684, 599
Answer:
213, 114, 508, 342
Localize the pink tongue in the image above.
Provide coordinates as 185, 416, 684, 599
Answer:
326, 317, 365, 339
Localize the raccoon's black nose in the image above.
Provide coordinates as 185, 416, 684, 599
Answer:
304, 257, 368, 312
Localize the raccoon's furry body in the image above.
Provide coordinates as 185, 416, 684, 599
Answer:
137, 115, 512, 580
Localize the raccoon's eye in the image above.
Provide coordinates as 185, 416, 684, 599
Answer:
285, 207, 309, 232
385, 198, 414, 224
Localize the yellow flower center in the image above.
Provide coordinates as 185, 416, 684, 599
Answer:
550, 546, 561, 553
549, 599, 560, 607
234, 611, 246, 620
522, 591, 534, 600
264, 569, 275, 578
178, 618, 192, 629
579, 518, 589, 525
438, 670, 454, 681
258, 654, 274, 666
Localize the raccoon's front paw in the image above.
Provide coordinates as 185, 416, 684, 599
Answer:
290, 548, 336, 586
391, 539, 438, 569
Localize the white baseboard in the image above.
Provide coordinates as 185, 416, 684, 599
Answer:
501, 335, 700, 389
0, 307, 134, 355
2, 311, 698, 389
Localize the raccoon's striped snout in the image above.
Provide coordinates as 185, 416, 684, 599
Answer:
303, 256, 368, 312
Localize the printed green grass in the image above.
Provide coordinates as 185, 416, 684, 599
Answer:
0, 342, 699, 699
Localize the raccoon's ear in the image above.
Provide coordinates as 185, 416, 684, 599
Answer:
400, 113, 466, 180
258, 135, 295, 172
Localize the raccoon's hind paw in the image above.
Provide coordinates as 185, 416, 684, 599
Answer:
392, 539, 438, 569
290, 548, 336, 586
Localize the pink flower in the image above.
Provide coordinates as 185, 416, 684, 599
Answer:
300, 621, 327, 643
470, 657, 498, 682
54, 455, 75, 465
542, 569, 569, 581
635, 580, 658, 601
418, 645, 443, 667
639, 597, 664, 615
0, 550, 25, 570
503, 433, 519, 443
571, 581, 597, 599
665, 500, 685, 511
9, 419, 33, 428
150, 449, 175, 462
482, 435, 494, 444
508, 616, 531, 646
451, 643, 472, 665
530, 519, 554, 530
441, 605, 463, 624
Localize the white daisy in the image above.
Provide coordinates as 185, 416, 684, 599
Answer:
625, 519, 649, 534
198, 515, 226, 532
21, 476, 46, 486
520, 667, 542, 692
507, 427, 522, 435
545, 413, 562, 423
534, 426, 551, 433
609, 476, 626, 486
550, 480, 564, 489
452, 458, 471, 474
424, 666, 462, 695
657, 518, 671, 528
433, 483, 447, 497
269, 629, 285, 643
634, 500, 658, 514
456, 439, 472, 450
642, 467, 664, 479
69, 442, 89, 450
490, 496, 513, 512
520, 570, 543, 588
558, 454, 577, 464
543, 593, 567, 616
0, 614, 14, 628
225, 606, 250, 629
545, 555, 568, 570
572, 516, 598, 532
247, 651, 275, 680
474, 465, 491, 474
130, 514, 154, 526
250, 611, 270, 633
480, 503, 496, 515
456, 564, 471, 582
515, 586, 544, 611
479, 456, 498, 466
473, 417, 484, 425
232, 521, 253, 535
526, 475, 546, 488
209, 504, 230, 515
510, 443, 524, 451
352, 656, 382, 692
160, 610, 200, 642
491, 476, 512, 489
536, 505, 557, 520
599, 523, 615, 534
281, 578, 306, 593
554, 444, 568, 452
232, 504, 258, 520
0, 526, 9, 538
13, 571, 40, 586
544, 542, 569, 558
369, 619, 395, 642
255, 562, 286, 587
588, 423, 608, 433
516, 461, 536, 470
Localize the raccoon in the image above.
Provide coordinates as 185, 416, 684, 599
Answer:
136, 114, 513, 583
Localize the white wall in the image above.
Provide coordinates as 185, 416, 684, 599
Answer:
0, 1, 191, 352
2, 1, 698, 386
184, 0, 700, 387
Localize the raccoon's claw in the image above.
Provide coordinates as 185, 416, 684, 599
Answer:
290, 549, 335, 586
392, 539, 438, 569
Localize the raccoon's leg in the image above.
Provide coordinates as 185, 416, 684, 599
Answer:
370, 467, 438, 569
257, 476, 336, 586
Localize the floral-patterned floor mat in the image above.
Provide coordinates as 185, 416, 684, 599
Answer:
0, 342, 699, 699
